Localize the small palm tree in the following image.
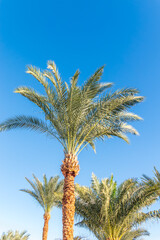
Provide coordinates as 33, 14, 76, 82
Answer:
0, 61, 144, 240
75, 174, 160, 240
21, 175, 63, 240
0, 231, 29, 240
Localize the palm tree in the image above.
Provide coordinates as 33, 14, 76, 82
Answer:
75, 174, 160, 240
0, 61, 144, 240
21, 175, 63, 240
0, 231, 29, 240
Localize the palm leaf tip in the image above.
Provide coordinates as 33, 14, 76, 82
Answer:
134, 96, 145, 102
101, 82, 113, 87
119, 112, 143, 121
20, 189, 25, 192
14, 88, 20, 93
0, 122, 10, 132
121, 123, 140, 136
47, 60, 56, 70
25, 65, 31, 74
47, 60, 60, 76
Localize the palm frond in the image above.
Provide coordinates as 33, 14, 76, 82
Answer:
26, 65, 48, 89
0, 116, 65, 145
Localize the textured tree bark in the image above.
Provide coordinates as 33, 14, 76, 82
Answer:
61, 153, 80, 240
42, 212, 51, 240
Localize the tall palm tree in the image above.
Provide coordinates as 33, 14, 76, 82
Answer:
75, 174, 160, 240
0, 61, 144, 240
0, 231, 29, 240
21, 175, 63, 240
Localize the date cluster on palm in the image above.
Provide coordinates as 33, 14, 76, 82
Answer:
61, 154, 80, 240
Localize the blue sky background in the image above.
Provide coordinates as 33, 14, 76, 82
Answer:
0, 0, 160, 239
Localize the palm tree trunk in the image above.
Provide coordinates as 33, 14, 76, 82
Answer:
61, 153, 80, 240
42, 212, 51, 240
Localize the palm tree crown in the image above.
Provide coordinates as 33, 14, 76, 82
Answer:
75, 174, 160, 240
21, 174, 63, 213
0, 231, 29, 240
0, 61, 143, 155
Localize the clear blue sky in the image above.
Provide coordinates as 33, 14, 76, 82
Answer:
0, 0, 160, 239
